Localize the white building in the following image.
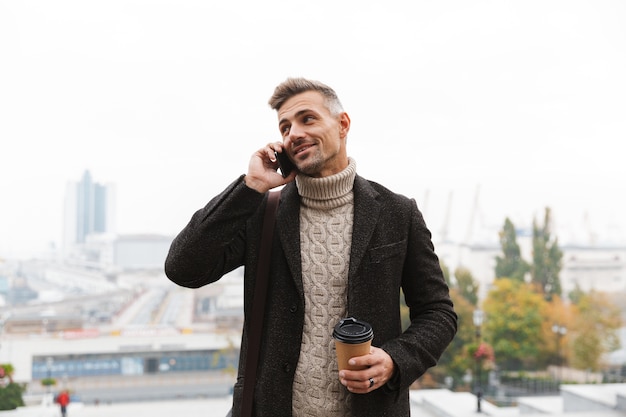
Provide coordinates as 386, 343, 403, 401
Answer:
437, 238, 626, 300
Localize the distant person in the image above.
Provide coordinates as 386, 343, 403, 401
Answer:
55, 390, 70, 417
165, 77, 457, 416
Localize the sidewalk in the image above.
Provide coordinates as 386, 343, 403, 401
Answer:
0, 398, 232, 417
1, 393, 433, 416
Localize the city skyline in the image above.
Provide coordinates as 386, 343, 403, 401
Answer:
2, 166, 623, 260
1, 0, 625, 258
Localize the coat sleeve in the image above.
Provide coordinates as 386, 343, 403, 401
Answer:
381, 198, 458, 391
164, 175, 265, 288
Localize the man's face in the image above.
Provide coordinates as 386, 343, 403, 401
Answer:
277, 91, 350, 178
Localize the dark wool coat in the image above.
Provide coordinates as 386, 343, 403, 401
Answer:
165, 175, 457, 417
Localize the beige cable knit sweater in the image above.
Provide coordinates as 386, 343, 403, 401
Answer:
291, 158, 357, 417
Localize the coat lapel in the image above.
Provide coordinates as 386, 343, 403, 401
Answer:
275, 183, 304, 297
348, 176, 381, 282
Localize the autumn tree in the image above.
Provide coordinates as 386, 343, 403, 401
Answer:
570, 290, 622, 371
495, 217, 529, 281
538, 295, 573, 368
531, 207, 563, 299
424, 261, 481, 387
430, 288, 477, 386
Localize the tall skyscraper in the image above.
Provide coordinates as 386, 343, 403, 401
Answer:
63, 170, 116, 255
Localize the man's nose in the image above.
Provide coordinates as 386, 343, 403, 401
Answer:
288, 123, 305, 142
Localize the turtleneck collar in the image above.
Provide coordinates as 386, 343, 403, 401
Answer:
295, 158, 357, 209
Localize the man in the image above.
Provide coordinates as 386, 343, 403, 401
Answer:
165, 78, 457, 416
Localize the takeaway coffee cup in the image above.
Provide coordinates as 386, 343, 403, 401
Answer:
332, 317, 374, 371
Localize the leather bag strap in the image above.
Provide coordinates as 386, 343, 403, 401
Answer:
241, 189, 281, 417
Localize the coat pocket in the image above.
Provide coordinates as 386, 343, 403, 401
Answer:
367, 240, 406, 263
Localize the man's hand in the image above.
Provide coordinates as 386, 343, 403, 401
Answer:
244, 142, 297, 193
338, 346, 396, 394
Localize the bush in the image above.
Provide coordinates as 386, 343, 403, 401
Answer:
0, 382, 25, 411
41, 377, 57, 387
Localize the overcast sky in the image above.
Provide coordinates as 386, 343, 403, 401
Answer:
1, 0, 625, 259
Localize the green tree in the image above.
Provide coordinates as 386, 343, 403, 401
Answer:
482, 278, 547, 370
568, 283, 585, 304
531, 207, 563, 299
454, 266, 479, 306
495, 217, 529, 281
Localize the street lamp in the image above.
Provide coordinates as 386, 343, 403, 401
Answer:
552, 324, 567, 382
473, 309, 484, 413
45, 357, 54, 393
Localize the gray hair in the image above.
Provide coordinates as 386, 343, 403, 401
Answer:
268, 77, 344, 115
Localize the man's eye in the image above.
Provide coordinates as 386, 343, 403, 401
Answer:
280, 126, 290, 135
303, 116, 314, 123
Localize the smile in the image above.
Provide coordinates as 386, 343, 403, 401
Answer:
294, 144, 314, 155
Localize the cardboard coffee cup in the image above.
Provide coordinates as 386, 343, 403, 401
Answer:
332, 317, 374, 371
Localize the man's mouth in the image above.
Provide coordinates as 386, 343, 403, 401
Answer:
293, 144, 314, 156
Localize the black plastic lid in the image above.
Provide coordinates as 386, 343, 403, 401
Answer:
332, 317, 374, 344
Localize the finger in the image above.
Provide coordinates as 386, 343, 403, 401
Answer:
347, 351, 376, 369
362, 347, 394, 381
368, 377, 376, 390
273, 141, 286, 153
342, 374, 379, 394
264, 143, 278, 162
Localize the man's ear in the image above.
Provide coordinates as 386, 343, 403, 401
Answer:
339, 112, 351, 138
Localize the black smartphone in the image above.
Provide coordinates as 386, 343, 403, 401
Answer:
275, 150, 296, 178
